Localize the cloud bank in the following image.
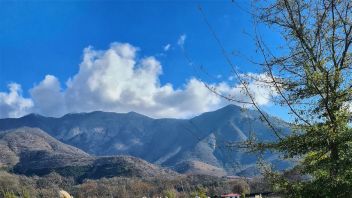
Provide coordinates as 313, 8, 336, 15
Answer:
0, 42, 275, 119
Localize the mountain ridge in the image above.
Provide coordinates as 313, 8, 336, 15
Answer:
0, 105, 291, 176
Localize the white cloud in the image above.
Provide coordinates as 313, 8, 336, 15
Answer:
177, 34, 186, 47
0, 83, 33, 118
30, 75, 66, 117
244, 73, 277, 105
163, 44, 171, 51
62, 42, 221, 118
214, 73, 277, 107
0, 42, 275, 119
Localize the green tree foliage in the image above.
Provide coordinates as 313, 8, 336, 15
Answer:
2, 191, 17, 198
20, 189, 31, 198
230, 179, 250, 194
190, 187, 208, 198
241, 0, 352, 197
163, 189, 177, 198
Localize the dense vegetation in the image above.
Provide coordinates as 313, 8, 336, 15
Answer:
0, 170, 270, 198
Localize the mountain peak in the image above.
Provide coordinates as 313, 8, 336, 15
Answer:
220, 104, 242, 111
191, 104, 243, 120
22, 113, 44, 119
127, 111, 143, 116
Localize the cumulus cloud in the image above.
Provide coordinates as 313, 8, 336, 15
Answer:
30, 75, 66, 117
0, 83, 33, 118
0, 42, 275, 119
177, 34, 186, 47
62, 42, 223, 118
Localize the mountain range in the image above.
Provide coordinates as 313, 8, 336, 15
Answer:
0, 105, 291, 177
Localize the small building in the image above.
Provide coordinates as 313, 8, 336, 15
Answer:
221, 193, 241, 198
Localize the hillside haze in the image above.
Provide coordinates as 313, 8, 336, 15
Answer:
0, 105, 291, 176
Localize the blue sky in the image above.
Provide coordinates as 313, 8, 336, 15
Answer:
0, 1, 288, 120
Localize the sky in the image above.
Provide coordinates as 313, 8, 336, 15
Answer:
0, 0, 289, 120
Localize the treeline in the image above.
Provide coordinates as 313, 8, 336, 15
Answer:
0, 171, 271, 198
